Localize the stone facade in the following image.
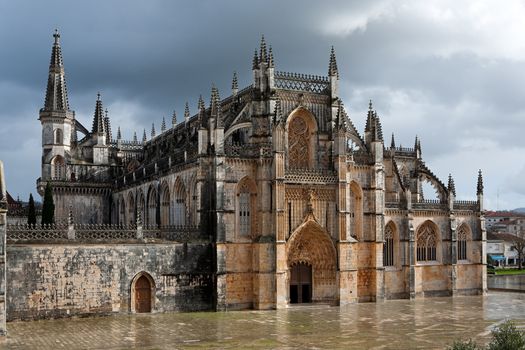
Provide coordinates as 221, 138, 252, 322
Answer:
4, 33, 487, 321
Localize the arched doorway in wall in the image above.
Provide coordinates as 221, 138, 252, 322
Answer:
290, 262, 312, 303
287, 218, 337, 304
131, 272, 155, 313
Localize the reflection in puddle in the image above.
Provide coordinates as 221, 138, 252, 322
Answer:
5, 292, 525, 350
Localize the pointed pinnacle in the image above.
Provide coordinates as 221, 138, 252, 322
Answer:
477, 169, 484, 195
448, 174, 456, 196
133, 131, 138, 143
369, 99, 373, 111
391, 133, 396, 149
161, 117, 166, 132
329, 46, 339, 78
151, 123, 156, 138
184, 102, 190, 121
117, 126, 122, 140
142, 129, 147, 142
259, 35, 267, 63
198, 95, 205, 111
268, 46, 274, 67
232, 71, 238, 91
172, 110, 177, 127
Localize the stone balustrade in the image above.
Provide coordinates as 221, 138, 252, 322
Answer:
6, 223, 203, 243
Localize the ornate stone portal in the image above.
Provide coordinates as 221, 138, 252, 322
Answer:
287, 214, 337, 303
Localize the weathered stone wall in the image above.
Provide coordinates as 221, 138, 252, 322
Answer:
6, 242, 214, 321
54, 191, 110, 224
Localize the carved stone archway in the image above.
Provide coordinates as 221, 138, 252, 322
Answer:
286, 216, 337, 303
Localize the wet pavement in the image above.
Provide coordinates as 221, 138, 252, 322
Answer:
1, 292, 525, 349
488, 274, 525, 291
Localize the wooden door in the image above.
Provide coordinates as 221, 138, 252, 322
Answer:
290, 263, 312, 303
135, 275, 152, 313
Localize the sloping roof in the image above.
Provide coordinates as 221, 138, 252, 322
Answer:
485, 211, 525, 218
487, 231, 524, 243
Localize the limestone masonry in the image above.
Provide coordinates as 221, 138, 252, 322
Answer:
4, 31, 486, 322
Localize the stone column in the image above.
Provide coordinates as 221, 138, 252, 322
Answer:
273, 123, 287, 309
0, 161, 8, 335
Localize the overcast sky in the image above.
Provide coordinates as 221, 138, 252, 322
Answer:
1, 0, 524, 210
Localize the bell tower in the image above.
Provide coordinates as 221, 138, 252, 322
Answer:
39, 30, 75, 182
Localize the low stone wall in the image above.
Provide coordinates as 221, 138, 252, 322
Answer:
6, 242, 214, 321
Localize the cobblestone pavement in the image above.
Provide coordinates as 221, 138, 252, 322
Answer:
1, 292, 525, 349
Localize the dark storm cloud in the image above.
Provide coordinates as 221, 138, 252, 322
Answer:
1, 0, 524, 209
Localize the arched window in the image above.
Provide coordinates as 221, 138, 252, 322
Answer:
457, 225, 469, 261
173, 178, 186, 226
349, 181, 363, 240
160, 183, 170, 227
417, 222, 438, 262
147, 187, 157, 227
118, 198, 126, 226
127, 192, 135, 226
54, 128, 63, 144
287, 108, 317, 169
137, 191, 145, 223
236, 177, 257, 238
384, 223, 395, 266
189, 177, 198, 226
51, 155, 65, 180
239, 187, 250, 236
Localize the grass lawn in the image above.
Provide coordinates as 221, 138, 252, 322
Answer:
494, 268, 525, 275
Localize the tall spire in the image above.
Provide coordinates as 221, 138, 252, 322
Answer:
161, 117, 166, 132
328, 46, 339, 78
44, 29, 70, 111
151, 123, 156, 138
171, 110, 177, 128
133, 131, 138, 143
259, 35, 267, 63
268, 46, 274, 67
104, 108, 112, 141
117, 126, 122, 140
142, 129, 147, 143
91, 93, 105, 134
477, 169, 484, 195
390, 133, 396, 149
448, 174, 456, 196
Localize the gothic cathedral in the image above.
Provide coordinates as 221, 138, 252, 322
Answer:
38, 31, 486, 309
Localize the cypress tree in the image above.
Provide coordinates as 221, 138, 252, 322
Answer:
41, 183, 55, 225
27, 193, 36, 226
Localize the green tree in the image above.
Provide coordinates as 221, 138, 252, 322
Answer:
27, 193, 36, 226
41, 183, 54, 225
511, 232, 525, 270
487, 320, 525, 350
